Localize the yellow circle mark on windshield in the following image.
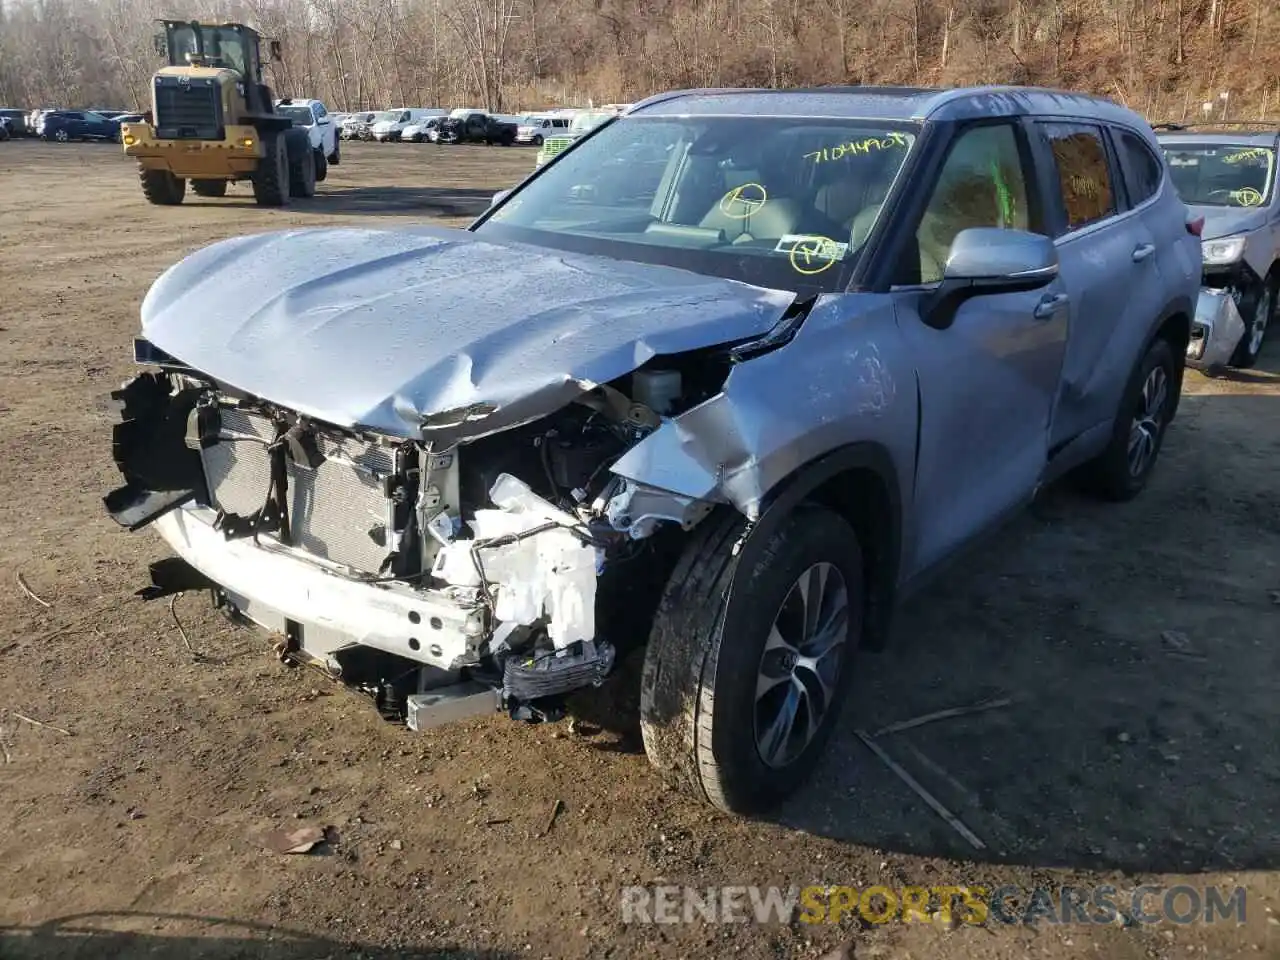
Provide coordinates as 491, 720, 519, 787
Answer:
1235, 187, 1263, 207
718, 182, 768, 219
789, 236, 840, 275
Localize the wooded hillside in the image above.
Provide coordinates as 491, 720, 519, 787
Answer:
1, 0, 1276, 121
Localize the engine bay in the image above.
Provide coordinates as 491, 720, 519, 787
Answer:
105, 355, 729, 726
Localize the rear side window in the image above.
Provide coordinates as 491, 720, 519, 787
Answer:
1114, 127, 1162, 206
1040, 122, 1116, 231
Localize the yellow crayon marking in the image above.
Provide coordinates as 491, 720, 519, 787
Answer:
718, 182, 768, 218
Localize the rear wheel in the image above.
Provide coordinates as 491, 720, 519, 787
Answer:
251, 132, 289, 207
329, 140, 341, 165
53, 128, 69, 143
1230, 274, 1276, 368
640, 507, 863, 814
139, 168, 185, 205
313, 147, 328, 182
1077, 336, 1178, 501
191, 179, 227, 198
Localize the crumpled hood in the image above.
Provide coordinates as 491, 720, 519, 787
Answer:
141, 225, 793, 441
1189, 204, 1269, 241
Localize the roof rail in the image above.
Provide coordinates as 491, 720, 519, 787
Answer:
1153, 119, 1280, 153
1153, 119, 1280, 131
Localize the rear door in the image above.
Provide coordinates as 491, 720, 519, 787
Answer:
893, 120, 1071, 573
1032, 120, 1144, 447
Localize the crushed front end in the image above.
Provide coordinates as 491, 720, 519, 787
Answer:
104, 346, 718, 729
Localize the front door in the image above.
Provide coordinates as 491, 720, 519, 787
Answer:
893, 120, 1070, 575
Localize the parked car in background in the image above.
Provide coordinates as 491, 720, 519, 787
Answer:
437, 109, 516, 145
1156, 124, 1280, 368
371, 109, 439, 142
401, 114, 447, 142
341, 112, 376, 140
0, 109, 29, 136
108, 85, 1199, 816
516, 113, 572, 146
275, 97, 341, 177
28, 109, 55, 133
38, 110, 121, 143
534, 105, 630, 167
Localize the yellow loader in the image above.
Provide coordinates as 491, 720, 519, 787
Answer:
122, 21, 317, 206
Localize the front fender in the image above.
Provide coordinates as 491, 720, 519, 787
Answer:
610, 293, 918, 521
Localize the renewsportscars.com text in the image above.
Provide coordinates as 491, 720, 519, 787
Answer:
620, 884, 1246, 926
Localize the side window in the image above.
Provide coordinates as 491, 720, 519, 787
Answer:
1040, 122, 1115, 231
315, 103, 327, 120
910, 123, 1034, 285
1113, 127, 1162, 207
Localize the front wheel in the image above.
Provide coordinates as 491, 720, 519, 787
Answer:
640, 507, 863, 814
1230, 275, 1276, 368
532, 134, 544, 146
313, 147, 328, 182
289, 143, 316, 198
1077, 336, 1178, 501
251, 132, 288, 207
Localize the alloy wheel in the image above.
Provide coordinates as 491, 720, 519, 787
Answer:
1249, 286, 1272, 356
1127, 365, 1168, 478
753, 562, 850, 769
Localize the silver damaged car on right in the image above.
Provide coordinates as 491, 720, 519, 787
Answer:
1158, 124, 1280, 368
105, 86, 1200, 815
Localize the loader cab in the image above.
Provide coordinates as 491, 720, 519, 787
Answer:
148, 20, 288, 141
160, 22, 258, 78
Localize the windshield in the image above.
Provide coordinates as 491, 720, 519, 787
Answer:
167, 25, 247, 75
569, 111, 613, 135
373, 111, 399, 123
1163, 143, 1277, 208
476, 115, 917, 293
277, 106, 313, 125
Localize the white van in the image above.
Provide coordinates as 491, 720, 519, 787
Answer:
371, 108, 442, 142
399, 109, 449, 142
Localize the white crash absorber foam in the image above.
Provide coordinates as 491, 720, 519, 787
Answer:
434, 474, 597, 648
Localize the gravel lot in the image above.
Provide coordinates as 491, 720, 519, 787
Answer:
1, 139, 1277, 960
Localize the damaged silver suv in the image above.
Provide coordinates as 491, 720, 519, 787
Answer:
105, 86, 1200, 815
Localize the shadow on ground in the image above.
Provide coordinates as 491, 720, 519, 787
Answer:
303, 185, 497, 218
570, 360, 1280, 877
0, 912, 516, 960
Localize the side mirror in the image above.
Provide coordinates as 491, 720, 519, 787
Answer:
491, 188, 512, 208
269, 40, 283, 61
921, 227, 1059, 330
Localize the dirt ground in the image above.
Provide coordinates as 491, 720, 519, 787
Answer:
1, 140, 1278, 960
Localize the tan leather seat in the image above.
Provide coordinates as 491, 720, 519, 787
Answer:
814, 179, 866, 229
698, 179, 802, 244
850, 204, 948, 283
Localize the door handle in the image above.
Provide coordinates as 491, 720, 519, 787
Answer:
1132, 243, 1156, 262
1033, 293, 1069, 320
